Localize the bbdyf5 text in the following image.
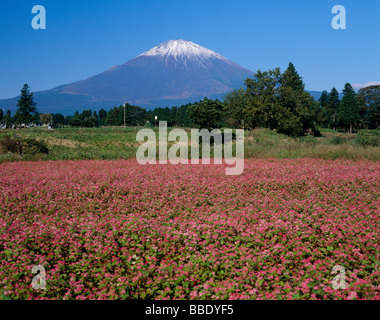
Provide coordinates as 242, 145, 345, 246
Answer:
145, 304, 233, 317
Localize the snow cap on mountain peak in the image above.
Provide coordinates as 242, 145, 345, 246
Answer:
138, 39, 228, 62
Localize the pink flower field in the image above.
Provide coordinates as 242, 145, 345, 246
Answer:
0, 159, 379, 300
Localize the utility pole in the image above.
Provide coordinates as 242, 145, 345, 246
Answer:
124, 103, 126, 129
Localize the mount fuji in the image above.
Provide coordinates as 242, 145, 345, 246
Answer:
0, 40, 255, 114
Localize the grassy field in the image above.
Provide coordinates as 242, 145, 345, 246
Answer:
0, 126, 379, 163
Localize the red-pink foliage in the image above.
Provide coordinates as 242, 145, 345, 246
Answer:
0, 159, 379, 299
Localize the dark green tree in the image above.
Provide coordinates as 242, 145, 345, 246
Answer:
98, 108, 107, 126
4, 110, 12, 128
69, 111, 81, 127
277, 63, 315, 136
338, 83, 360, 133
103, 104, 146, 126
40, 113, 52, 126
13, 110, 21, 125
325, 88, 340, 130
125, 104, 146, 126
104, 107, 122, 126
280, 62, 305, 92
52, 113, 65, 127
223, 88, 248, 128
222, 63, 317, 136
0, 109, 3, 123
319, 90, 329, 108
318, 90, 329, 126
356, 85, 380, 129
78, 109, 98, 127
188, 97, 224, 130
173, 103, 192, 127
150, 106, 176, 126
168, 107, 176, 127
15, 84, 38, 126
244, 68, 281, 130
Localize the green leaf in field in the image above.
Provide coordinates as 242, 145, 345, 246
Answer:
293, 292, 301, 299
0, 293, 12, 300
3, 250, 12, 257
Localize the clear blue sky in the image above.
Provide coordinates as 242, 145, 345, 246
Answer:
0, 0, 379, 99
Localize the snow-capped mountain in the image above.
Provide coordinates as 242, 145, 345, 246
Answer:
137, 39, 236, 68
0, 40, 255, 114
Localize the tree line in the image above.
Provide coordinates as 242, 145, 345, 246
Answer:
222, 63, 380, 135
2, 66, 379, 136
318, 84, 380, 132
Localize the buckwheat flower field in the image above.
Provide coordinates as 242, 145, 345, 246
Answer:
0, 159, 379, 300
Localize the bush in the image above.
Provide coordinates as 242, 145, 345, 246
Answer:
355, 132, 379, 147
144, 121, 153, 128
313, 129, 323, 137
330, 136, 344, 145
0, 135, 49, 155
199, 131, 236, 145
23, 138, 49, 155
0, 135, 23, 154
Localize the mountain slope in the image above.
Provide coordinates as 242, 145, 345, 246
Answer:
0, 40, 255, 114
